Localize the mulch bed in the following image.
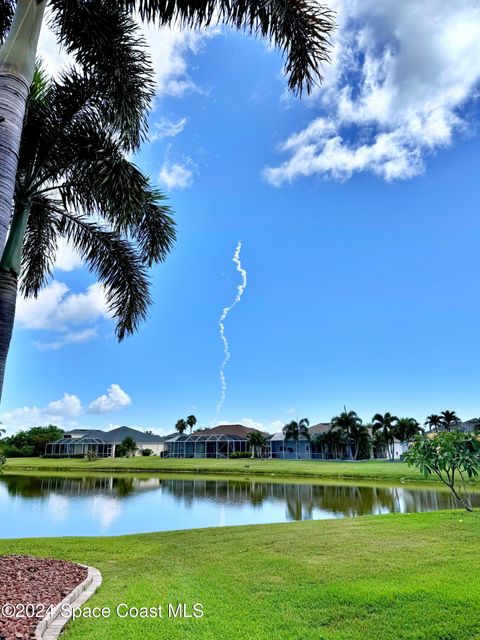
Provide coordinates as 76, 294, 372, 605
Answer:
0, 555, 88, 640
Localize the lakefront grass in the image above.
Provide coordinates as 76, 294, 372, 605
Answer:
5, 456, 480, 484
2, 511, 480, 640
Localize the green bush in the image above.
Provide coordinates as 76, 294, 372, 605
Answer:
141, 449, 154, 456
3, 445, 35, 458
0, 425, 63, 457
229, 452, 252, 459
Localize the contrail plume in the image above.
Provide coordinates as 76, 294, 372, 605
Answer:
216, 241, 247, 417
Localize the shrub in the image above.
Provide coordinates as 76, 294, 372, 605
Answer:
229, 452, 252, 459
2, 445, 35, 458
84, 450, 98, 462
404, 431, 480, 511
141, 449, 154, 456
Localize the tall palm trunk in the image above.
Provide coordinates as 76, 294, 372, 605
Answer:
0, 0, 45, 250
0, 199, 30, 400
0, 268, 17, 398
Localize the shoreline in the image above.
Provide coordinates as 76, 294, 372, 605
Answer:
4, 456, 480, 485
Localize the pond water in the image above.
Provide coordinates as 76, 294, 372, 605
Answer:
1, 473, 477, 538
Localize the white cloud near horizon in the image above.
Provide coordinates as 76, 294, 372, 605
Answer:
264, 0, 480, 185
89, 384, 132, 414
2, 393, 83, 431
2, 385, 132, 433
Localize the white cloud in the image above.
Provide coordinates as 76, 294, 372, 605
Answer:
143, 26, 216, 97
35, 329, 98, 352
89, 384, 132, 414
2, 393, 83, 430
151, 116, 188, 141
2, 386, 132, 433
16, 281, 110, 349
39, 15, 216, 98
265, 0, 480, 184
55, 238, 83, 272
158, 158, 195, 189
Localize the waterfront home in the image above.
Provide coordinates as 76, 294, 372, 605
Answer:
164, 424, 261, 458
45, 427, 165, 458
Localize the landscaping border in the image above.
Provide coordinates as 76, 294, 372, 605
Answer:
35, 565, 102, 640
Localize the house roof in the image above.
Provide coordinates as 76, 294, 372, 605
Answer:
58, 427, 164, 445
208, 424, 263, 437
107, 427, 164, 444
165, 424, 263, 442
308, 423, 331, 435
64, 429, 111, 440
269, 431, 310, 441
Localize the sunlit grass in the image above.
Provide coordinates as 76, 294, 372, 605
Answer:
3, 512, 480, 639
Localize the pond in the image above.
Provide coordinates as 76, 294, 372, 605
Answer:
1, 473, 478, 538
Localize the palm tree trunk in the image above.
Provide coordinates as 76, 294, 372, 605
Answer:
0, 269, 18, 400
0, 199, 30, 401
0, 0, 46, 250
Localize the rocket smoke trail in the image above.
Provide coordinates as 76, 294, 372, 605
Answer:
216, 241, 247, 417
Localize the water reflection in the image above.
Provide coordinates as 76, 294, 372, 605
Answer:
0, 474, 478, 538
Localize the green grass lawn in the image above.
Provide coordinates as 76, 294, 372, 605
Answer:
2, 456, 458, 484
3, 511, 480, 640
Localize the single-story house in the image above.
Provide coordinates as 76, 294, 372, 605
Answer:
45, 427, 165, 458
269, 432, 312, 459
164, 424, 262, 458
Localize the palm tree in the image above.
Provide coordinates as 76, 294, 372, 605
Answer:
424, 414, 442, 433
283, 418, 310, 459
0, 1, 335, 252
186, 415, 197, 434
247, 431, 267, 459
175, 419, 187, 435
395, 418, 422, 443
331, 409, 362, 460
349, 423, 371, 460
326, 427, 347, 460
439, 410, 461, 432
0, 66, 176, 398
372, 412, 398, 460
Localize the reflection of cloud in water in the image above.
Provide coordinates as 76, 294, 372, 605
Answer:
219, 505, 225, 527
90, 496, 122, 531
0, 483, 9, 502
47, 494, 70, 523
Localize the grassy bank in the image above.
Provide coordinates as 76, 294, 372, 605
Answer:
2, 511, 480, 639
2, 456, 448, 483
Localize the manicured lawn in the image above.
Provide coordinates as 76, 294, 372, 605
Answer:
2, 456, 455, 484
3, 511, 480, 639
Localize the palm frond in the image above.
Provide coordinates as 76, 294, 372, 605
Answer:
20, 195, 60, 298
59, 212, 151, 340
0, 0, 14, 43
132, 191, 176, 266
48, 0, 154, 150
55, 120, 152, 228
119, 0, 336, 95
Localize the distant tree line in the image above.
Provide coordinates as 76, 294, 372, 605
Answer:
0, 425, 63, 457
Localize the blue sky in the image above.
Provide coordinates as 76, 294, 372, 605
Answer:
3, 0, 480, 435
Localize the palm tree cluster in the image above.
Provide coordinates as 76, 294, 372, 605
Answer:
312, 409, 424, 461
247, 430, 268, 458
424, 410, 461, 432
283, 418, 310, 459
175, 415, 198, 435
